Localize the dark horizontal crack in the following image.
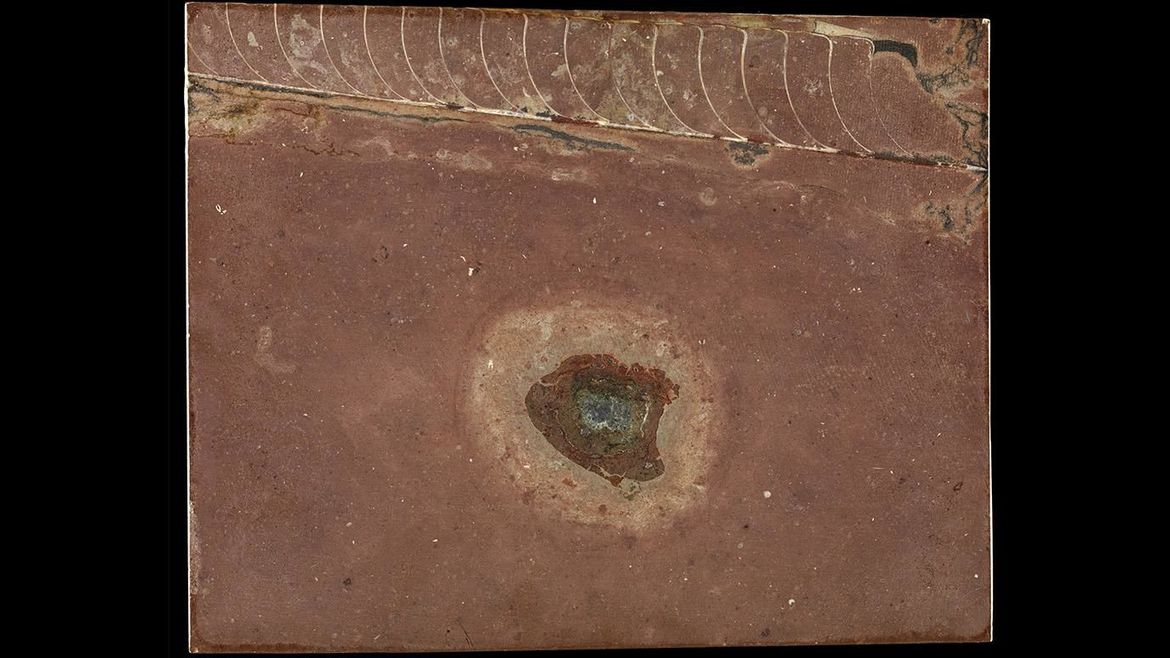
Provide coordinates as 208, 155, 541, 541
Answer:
511, 124, 633, 152
187, 73, 986, 172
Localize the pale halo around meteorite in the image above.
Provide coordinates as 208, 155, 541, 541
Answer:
463, 299, 722, 531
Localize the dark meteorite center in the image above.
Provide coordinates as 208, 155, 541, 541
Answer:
525, 354, 679, 487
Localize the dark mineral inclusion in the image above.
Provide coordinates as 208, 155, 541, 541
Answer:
525, 354, 679, 486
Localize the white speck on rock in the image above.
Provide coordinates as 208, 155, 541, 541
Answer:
763, 491, 772, 498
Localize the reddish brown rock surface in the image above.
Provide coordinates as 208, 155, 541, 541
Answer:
187, 4, 990, 651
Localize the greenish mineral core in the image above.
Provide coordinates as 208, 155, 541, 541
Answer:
571, 383, 650, 455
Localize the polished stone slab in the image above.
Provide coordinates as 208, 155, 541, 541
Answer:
187, 4, 990, 651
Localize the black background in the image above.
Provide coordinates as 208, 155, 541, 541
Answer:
169, 1, 1006, 655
